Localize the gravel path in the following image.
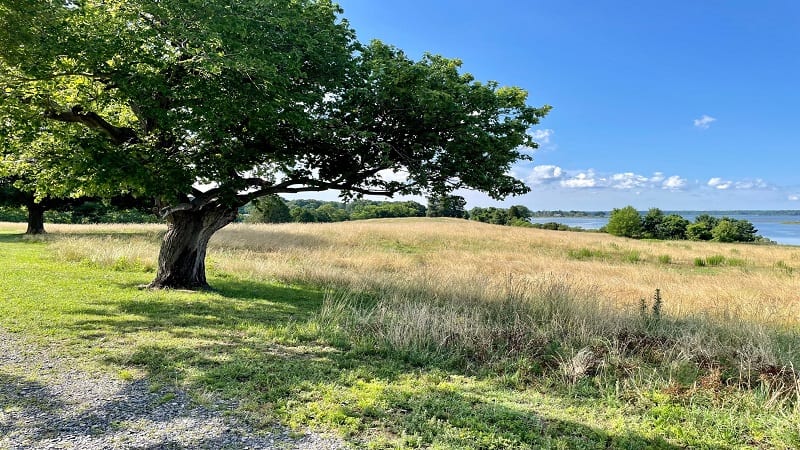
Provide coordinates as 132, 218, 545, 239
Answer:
0, 329, 347, 449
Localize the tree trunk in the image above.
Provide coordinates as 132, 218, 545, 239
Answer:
25, 201, 46, 235
147, 205, 238, 290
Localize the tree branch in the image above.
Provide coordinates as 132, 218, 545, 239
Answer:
43, 105, 139, 145
236, 178, 397, 204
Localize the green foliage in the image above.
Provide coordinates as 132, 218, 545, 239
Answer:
468, 205, 535, 227
244, 198, 428, 223
711, 218, 758, 243
468, 206, 510, 225
529, 222, 586, 232
246, 195, 292, 224
657, 214, 690, 240
686, 222, 713, 241
0, 206, 26, 222
349, 201, 426, 220
507, 205, 533, 220
427, 195, 467, 218
1, 0, 549, 286
603, 209, 761, 244
606, 206, 643, 238
641, 208, 664, 238
686, 215, 718, 241
657, 254, 672, 264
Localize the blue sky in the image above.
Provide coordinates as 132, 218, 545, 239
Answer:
325, 1, 800, 210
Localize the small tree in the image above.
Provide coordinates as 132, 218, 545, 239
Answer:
641, 207, 664, 239
711, 219, 738, 242
247, 195, 292, 224
656, 214, 690, 240
686, 214, 719, 241
711, 217, 758, 243
606, 206, 643, 238
427, 195, 468, 218
508, 205, 533, 221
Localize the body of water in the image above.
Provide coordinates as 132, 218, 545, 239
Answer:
529, 213, 800, 246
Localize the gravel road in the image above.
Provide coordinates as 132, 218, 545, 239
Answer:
0, 329, 346, 449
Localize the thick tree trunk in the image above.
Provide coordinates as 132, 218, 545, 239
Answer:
147, 205, 238, 290
25, 201, 46, 235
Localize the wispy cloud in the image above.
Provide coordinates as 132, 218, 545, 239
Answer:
610, 172, 649, 189
789, 195, 800, 201
531, 129, 554, 145
708, 177, 768, 190
693, 114, 717, 129
558, 170, 687, 191
707, 177, 731, 189
662, 175, 687, 190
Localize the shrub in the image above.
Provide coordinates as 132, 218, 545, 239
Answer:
606, 206, 643, 238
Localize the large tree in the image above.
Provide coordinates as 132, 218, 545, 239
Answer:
0, 178, 48, 234
0, 0, 549, 289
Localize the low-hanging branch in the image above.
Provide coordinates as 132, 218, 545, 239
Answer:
44, 105, 139, 145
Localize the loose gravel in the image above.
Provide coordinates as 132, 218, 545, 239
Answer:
0, 328, 347, 449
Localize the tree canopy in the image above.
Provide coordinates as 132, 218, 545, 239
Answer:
0, 0, 550, 288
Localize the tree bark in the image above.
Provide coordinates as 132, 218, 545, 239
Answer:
25, 201, 46, 235
147, 205, 238, 290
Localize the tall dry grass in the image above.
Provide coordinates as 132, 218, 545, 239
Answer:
8, 218, 800, 387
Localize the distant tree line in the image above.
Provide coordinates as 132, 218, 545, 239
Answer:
244, 195, 432, 223
1, 179, 158, 232
604, 206, 771, 243
530, 210, 607, 218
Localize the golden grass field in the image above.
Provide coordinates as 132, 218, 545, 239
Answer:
31, 217, 800, 326
12, 218, 797, 369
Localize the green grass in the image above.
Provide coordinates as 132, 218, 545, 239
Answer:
1, 230, 799, 448
567, 247, 606, 260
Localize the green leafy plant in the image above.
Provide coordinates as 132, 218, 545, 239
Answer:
639, 288, 663, 328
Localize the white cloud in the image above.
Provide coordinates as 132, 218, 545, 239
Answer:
526, 164, 564, 185
558, 170, 687, 190
707, 177, 769, 190
789, 195, 799, 201
734, 179, 768, 189
707, 177, 732, 190
662, 175, 687, 190
609, 172, 649, 189
693, 114, 717, 129
561, 171, 598, 188
531, 129, 554, 145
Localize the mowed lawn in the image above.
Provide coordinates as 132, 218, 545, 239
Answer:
1, 219, 799, 449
